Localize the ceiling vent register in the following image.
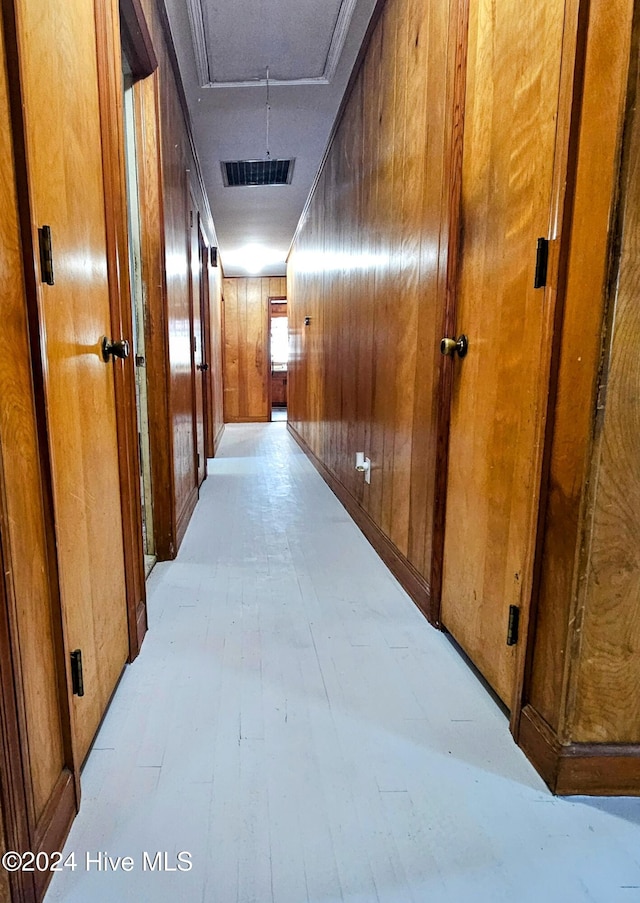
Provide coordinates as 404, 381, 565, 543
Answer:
221, 159, 295, 187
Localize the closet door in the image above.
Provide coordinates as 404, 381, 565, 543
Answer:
13, 0, 129, 761
440, 0, 571, 705
0, 9, 76, 900
191, 204, 206, 487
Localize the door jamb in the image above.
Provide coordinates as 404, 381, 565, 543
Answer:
429, 0, 470, 627
94, 0, 158, 660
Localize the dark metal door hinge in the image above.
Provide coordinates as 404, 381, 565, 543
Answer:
38, 225, 55, 285
506, 605, 520, 646
197, 453, 200, 468
70, 649, 84, 696
534, 237, 549, 289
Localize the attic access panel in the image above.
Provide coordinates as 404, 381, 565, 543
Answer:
221, 159, 295, 187
190, 0, 350, 85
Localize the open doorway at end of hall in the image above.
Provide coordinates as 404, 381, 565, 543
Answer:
270, 296, 288, 421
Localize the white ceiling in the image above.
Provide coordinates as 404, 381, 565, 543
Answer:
162, 0, 378, 276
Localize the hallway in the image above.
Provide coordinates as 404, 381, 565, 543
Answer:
44, 424, 640, 902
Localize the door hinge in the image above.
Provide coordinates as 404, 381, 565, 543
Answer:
190, 210, 193, 228
506, 605, 520, 646
534, 237, 549, 289
197, 452, 200, 468
38, 225, 55, 285
70, 649, 84, 696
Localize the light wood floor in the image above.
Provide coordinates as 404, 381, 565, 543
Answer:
47, 423, 640, 902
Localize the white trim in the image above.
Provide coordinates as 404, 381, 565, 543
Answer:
205, 76, 330, 89
186, 0, 209, 86
324, 0, 359, 82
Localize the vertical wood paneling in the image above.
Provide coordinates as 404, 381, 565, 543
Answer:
416, 0, 456, 582
354, 69, 375, 512
568, 16, 640, 743
138, 0, 219, 551
201, 236, 223, 459
526, 0, 635, 736
0, 802, 8, 903
135, 70, 177, 558
288, 0, 453, 608
94, 0, 147, 658
190, 207, 206, 486
161, 77, 197, 538
222, 276, 284, 422
369, 4, 396, 536
209, 261, 225, 452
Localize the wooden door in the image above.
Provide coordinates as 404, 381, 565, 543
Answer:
13, 0, 129, 760
190, 205, 206, 486
0, 11, 78, 890
440, 0, 569, 706
222, 278, 271, 422
200, 233, 214, 459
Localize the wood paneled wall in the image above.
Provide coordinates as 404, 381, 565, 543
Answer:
517, 0, 638, 794
289, 0, 639, 793
525, 0, 635, 742
0, 0, 225, 894
0, 806, 8, 903
572, 77, 640, 743
223, 276, 286, 422
288, 0, 454, 608
137, 0, 222, 552
208, 261, 225, 452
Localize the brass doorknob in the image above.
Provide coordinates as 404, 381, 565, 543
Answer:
440, 334, 468, 358
102, 337, 130, 362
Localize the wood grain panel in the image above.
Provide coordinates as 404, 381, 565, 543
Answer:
190, 206, 206, 485
0, 801, 8, 903
526, 0, 635, 737
160, 70, 197, 543
222, 277, 279, 422
210, 261, 225, 452
287, 0, 454, 613
119, 0, 157, 80
0, 14, 79, 890
137, 0, 219, 553
134, 71, 177, 559
14, 0, 129, 763
570, 20, 640, 743
428, 0, 470, 624
201, 233, 221, 458
95, 0, 147, 658
440, 0, 567, 706
0, 5, 70, 825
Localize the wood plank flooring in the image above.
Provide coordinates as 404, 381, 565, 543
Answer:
46, 424, 640, 902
